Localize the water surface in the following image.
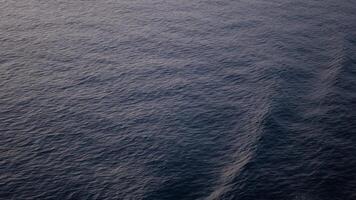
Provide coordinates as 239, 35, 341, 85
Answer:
1, 0, 356, 199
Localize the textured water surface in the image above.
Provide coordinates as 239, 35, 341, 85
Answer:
1, 0, 356, 199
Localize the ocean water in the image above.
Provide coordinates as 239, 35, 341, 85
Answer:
1, 0, 356, 199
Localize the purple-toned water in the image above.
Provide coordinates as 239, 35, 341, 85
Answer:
1, 0, 356, 199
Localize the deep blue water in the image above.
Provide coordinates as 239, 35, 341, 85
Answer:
1, 0, 356, 199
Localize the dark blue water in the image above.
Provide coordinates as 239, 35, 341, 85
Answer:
1, 0, 356, 199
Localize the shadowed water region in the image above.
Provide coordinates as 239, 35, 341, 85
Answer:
1, 0, 356, 199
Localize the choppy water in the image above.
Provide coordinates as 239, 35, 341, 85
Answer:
1, 0, 356, 199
